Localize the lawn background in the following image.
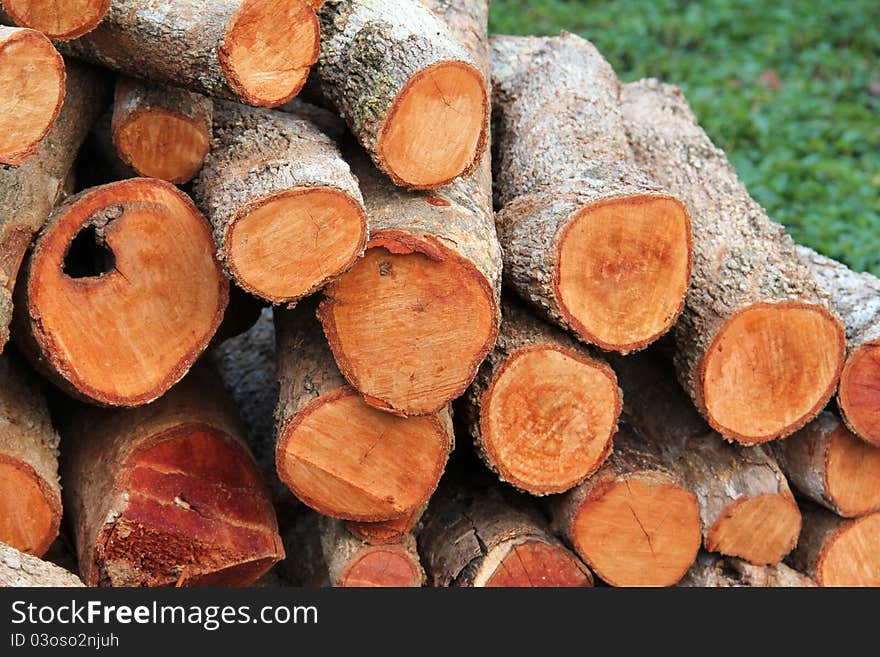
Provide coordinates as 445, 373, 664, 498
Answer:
489, 0, 880, 274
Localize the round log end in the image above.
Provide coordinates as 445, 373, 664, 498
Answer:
226, 188, 367, 304
25, 178, 228, 406
219, 0, 319, 108
0, 27, 65, 165
815, 513, 880, 587
556, 195, 691, 353
276, 388, 450, 521
337, 545, 424, 587
569, 476, 702, 586
706, 493, 801, 566
377, 61, 488, 189
480, 539, 593, 587
701, 303, 845, 443
838, 342, 880, 447
2, 0, 110, 41
0, 456, 60, 557
346, 508, 422, 546
480, 345, 619, 495
825, 422, 880, 517
319, 232, 498, 416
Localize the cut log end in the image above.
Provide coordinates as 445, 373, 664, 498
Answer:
276, 389, 449, 521
480, 539, 593, 587
482, 346, 619, 494
337, 545, 424, 587
825, 423, 880, 517
112, 109, 210, 184
570, 478, 701, 586
219, 0, 320, 108
706, 493, 801, 566
226, 188, 367, 303
701, 303, 844, 443
556, 195, 691, 352
0, 456, 59, 557
2, 0, 110, 41
93, 425, 282, 587
815, 513, 880, 587
377, 61, 488, 189
24, 178, 227, 406
838, 342, 880, 447
320, 234, 497, 416
0, 27, 65, 165
346, 508, 422, 546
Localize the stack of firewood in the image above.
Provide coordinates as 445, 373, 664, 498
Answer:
0, 0, 877, 589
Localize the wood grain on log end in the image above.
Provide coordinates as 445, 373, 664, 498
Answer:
2, 0, 110, 41
336, 544, 424, 587
705, 493, 801, 566
346, 506, 424, 546
475, 538, 593, 587
839, 342, 880, 446
0, 26, 65, 165
0, 456, 59, 557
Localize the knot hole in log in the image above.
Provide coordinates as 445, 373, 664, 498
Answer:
63, 224, 116, 279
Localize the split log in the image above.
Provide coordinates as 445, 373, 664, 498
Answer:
0, 352, 61, 557
275, 301, 453, 521
611, 351, 802, 565
59, 365, 284, 587
796, 246, 880, 446
678, 552, 815, 587
0, 26, 65, 165
193, 102, 367, 304
57, 0, 322, 108
346, 506, 424, 546
284, 511, 424, 587
772, 411, 880, 518
111, 77, 212, 184
621, 79, 845, 444
491, 34, 692, 353
420, 483, 593, 587
787, 505, 880, 587
14, 177, 228, 406
0, 61, 108, 351
0, 1, 110, 41
461, 297, 620, 495
549, 426, 701, 586
315, 0, 488, 189
317, 0, 501, 417
0, 542, 83, 587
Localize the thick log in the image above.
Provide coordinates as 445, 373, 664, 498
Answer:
57, 0, 322, 107
317, 0, 501, 416
420, 482, 593, 587
276, 300, 453, 521
787, 505, 880, 587
612, 351, 802, 565
0, 542, 83, 587
461, 297, 620, 495
0, 1, 110, 41
193, 102, 367, 304
491, 34, 692, 353
549, 426, 701, 586
0, 352, 61, 557
111, 77, 212, 184
678, 551, 815, 587
315, 0, 488, 189
772, 411, 880, 518
59, 365, 284, 587
621, 79, 845, 444
346, 505, 425, 546
796, 246, 880, 446
0, 61, 108, 351
14, 178, 228, 406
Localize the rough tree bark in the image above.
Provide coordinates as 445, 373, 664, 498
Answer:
315, 0, 488, 189
193, 101, 367, 305
111, 77, 212, 184
57, 0, 322, 107
461, 296, 620, 495
772, 411, 880, 518
678, 551, 815, 587
0, 352, 61, 557
621, 79, 845, 444
611, 350, 802, 565
317, 0, 502, 417
491, 34, 692, 354
0, 1, 111, 41
548, 425, 702, 586
0, 542, 84, 587
275, 300, 453, 521
0, 61, 108, 352
59, 365, 284, 587
14, 178, 228, 407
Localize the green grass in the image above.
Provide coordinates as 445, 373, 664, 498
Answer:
490, 0, 880, 274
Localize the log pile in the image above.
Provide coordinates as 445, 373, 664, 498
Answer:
0, 0, 876, 589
